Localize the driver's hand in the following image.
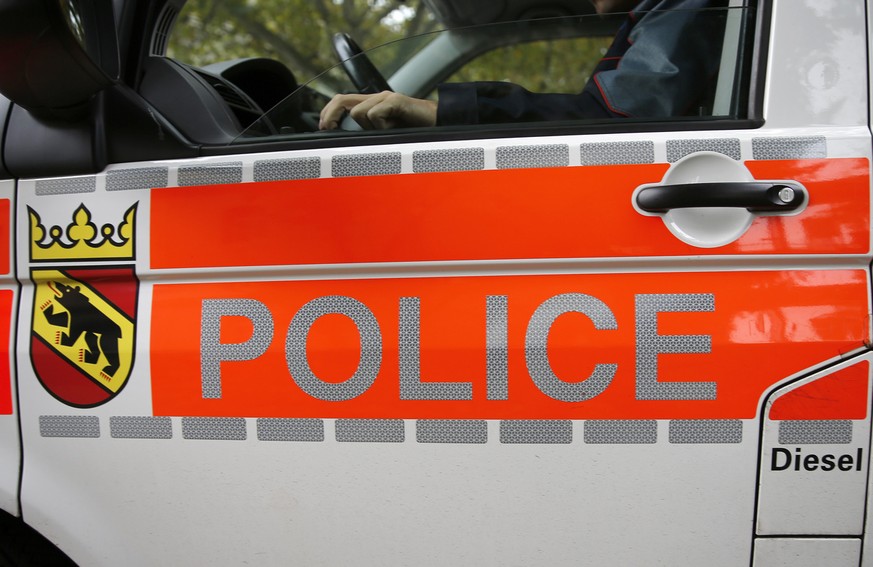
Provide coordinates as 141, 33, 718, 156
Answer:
319, 91, 437, 131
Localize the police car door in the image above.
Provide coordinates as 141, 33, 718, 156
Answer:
8, 1, 873, 566
0, 95, 19, 534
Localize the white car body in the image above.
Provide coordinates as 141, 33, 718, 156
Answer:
0, 1, 870, 565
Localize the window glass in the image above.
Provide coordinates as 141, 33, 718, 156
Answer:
440, 37, 613, 96
167, 0, 439, 94
159, 2, 755, 145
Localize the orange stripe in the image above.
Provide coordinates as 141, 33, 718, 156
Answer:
0, 290, 12, 414
150, 270, 869, 419
150, 159, 870, 269
769, 361, 869, 420
0, 199, 9, 275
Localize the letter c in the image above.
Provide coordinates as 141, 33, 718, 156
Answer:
525, 293, 618, 402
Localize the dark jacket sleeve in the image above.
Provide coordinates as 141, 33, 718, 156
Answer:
436, 82, 615, 125
435, 0, 723, 126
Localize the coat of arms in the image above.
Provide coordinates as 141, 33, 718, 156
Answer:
29, 204, 138, 407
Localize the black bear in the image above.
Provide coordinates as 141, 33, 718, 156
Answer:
43, 282, 122, 377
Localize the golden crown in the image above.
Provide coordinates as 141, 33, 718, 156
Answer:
29, 203, 137, 262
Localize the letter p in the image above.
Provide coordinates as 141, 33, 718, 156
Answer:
201, 299, 274, 399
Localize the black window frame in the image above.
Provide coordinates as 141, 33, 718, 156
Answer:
0, 0, 771, 177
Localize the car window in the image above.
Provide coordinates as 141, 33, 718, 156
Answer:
154, 2, 755, 145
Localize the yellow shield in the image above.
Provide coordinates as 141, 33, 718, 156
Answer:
31, 267, 137, 406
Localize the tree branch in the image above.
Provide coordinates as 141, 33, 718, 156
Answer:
224, 4, 345, 90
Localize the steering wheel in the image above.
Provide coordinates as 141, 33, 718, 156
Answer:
332, 33, 391, 94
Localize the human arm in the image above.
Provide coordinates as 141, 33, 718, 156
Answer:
318, 91, 437, 130
318, 0, 720, 130
435, 82, 616, 125
437, 0, 723, 125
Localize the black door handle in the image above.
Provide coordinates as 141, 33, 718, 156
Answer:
635, 182, 806, 213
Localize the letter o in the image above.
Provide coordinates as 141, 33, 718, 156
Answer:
286, 296, 382, 401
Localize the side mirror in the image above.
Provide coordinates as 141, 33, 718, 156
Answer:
0, 0, 119, 119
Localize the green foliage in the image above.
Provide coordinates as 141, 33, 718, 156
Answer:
444, 37, 611, 94
168, 0, 438, 91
